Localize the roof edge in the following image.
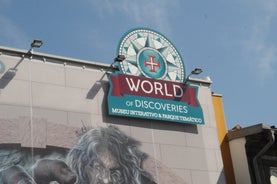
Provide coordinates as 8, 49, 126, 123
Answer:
1, 45, 214, 86
0, 45, 114, 71
227, 123, 275, 141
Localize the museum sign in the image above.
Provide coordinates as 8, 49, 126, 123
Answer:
107, 28, 204, 124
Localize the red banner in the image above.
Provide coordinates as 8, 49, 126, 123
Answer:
110, 74, 199, 107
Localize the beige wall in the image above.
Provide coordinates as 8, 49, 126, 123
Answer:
229, 137, 252, 184
0, 47, 225, 184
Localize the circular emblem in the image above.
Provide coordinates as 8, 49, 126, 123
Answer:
118, 28, 185, 82
138, 48, 167, 79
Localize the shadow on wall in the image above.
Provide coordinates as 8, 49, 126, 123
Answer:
0, 53, 29, 89
0, 69, 16, 89
217, 169, 226, 184
86, 73, 107, 100
105, 111, 199, 134
86, 80, 103, 99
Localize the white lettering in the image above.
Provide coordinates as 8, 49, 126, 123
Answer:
164, 83, 173, 97
154, 82, 163, 95
124, 76, 187, 99
134, 100, 188, 114
141, 80, 153, 94
125, 77, 140, 92
173, 85, 183, 98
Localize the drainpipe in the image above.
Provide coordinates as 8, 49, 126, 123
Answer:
253, 129, 275, 184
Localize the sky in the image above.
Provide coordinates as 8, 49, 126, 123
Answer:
0, 0, 276, 129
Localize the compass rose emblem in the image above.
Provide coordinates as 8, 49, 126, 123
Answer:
118, 28, 185, 82
108, 28, 204, 125
138, 47, 166, 79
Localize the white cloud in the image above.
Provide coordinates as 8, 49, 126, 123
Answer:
256, 45, 276, 77
87, 0, 179, 33
0, 14, 29, 48
244, 0, 277, 82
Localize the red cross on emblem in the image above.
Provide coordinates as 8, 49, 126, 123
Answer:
144, 56, 160, 73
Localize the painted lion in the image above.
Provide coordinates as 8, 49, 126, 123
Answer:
66, 126, 155, 184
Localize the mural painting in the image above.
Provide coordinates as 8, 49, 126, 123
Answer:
0, 126, 157, 184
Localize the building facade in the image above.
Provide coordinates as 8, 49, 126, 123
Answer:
0, 44, 230, 183
228, 123, 277, 184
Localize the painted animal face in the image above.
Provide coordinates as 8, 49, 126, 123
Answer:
86, 150, 124, 184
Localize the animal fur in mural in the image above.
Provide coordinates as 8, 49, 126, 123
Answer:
1, 165, 36, 184
0, 126, 155, 184
32, 159, 76, 184
0, 159, 76, 184
66, 126, 155, 184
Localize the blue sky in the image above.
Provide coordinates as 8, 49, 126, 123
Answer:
0, 0, 276, 129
